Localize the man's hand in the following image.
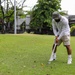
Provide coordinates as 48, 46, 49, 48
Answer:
55, 36, 59, 43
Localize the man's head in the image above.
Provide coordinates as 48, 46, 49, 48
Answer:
52, 11, 61, 22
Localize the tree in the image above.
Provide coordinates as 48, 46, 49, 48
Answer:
0, 0, 26, 33
30, 0, 61, 34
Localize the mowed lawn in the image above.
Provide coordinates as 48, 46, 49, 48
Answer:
0, 34, 75, 75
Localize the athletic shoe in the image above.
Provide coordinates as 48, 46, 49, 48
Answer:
49, 53, 56, 61
53, 53, 56, 60
67, 57, 72, 64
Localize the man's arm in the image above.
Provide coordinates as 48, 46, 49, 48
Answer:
52, 20, 58, 36
52, 20, 59, 43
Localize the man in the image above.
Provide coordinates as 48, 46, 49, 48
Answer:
49, 11, 72, 64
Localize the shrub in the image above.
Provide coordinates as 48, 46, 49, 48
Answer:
70, 26, 75, 33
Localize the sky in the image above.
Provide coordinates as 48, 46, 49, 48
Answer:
24, 0, 75, 15
61, 0, 75, 15
23, 0, 38, 10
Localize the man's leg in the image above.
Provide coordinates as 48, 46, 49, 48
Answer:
52, 44, 57, 53
63, 35, 72, 64
65, 45, 72, 55
65, 45, 72, 64
49, 43, 58, 61
51, 39, 62, 58
49, 38, 61, 62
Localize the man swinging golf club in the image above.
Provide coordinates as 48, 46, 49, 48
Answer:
49, 11, 72, 64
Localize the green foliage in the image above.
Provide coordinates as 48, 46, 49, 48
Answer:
16, 8, 26, 18
0, 7, 3, 18
30, 0, 61, 30
0, 5, 25, 23
70, 25, 75, 33
70, 24, 75, 27
5, 9, 14, 22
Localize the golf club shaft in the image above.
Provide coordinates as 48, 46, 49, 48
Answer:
52, 43, 57, 53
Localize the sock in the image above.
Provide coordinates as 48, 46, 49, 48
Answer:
68, 55, 72, 58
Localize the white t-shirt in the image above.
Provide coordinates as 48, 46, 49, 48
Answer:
52, 16, 70, 40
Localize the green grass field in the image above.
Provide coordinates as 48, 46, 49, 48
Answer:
0, 34, 75, 75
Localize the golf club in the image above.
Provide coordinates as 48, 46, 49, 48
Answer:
48, 43, 57, 64
52, 43, 57, 54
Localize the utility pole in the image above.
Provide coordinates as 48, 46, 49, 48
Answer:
14, 0, 17, 34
